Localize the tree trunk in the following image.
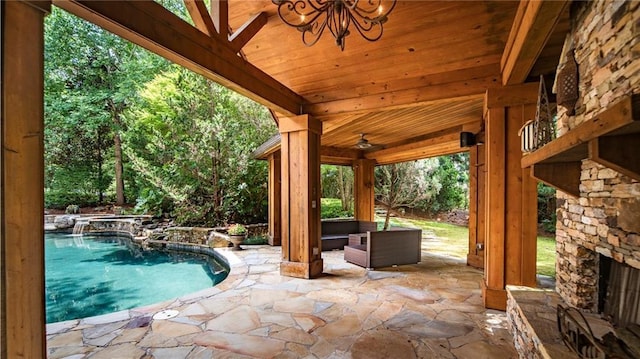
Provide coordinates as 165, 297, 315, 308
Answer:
114, 131, 126, 205
383, 206, 391, 230
97, 133, 104, 204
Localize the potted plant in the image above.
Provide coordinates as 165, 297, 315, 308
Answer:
227, 224, 247, 251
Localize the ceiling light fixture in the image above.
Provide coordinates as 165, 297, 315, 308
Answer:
273, 0, 397, 51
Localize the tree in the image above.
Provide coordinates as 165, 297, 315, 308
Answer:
427, 153, 470, 213
375, 159, 441, 229
123, 65, 276, 225
44, 7, 167, 207
321, 165, 354, 212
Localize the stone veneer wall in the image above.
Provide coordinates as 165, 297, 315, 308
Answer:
555, 0, 640, 311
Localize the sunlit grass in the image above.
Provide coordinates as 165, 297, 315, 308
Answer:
537, 236, 556, 277
375, 214, 557, 277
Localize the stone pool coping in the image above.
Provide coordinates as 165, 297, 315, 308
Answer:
46, 246, 518, 358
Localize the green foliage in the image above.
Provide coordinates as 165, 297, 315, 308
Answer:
538, 183, 556, 233
227, 224, 247, 235
321, 198, 353, 219
375, 159, 441, 228
243, 236, 269, 245
537, 236, 556, 277
123, 66, 275, 226
44, 7, 168, 208
425, 154, 469, 213
321, 165, 354, 211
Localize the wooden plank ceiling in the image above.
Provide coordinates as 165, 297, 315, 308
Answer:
57, 0, 569, 165
226, 0, 518, 164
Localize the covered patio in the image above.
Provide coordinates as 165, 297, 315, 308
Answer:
3, 0, 639, 357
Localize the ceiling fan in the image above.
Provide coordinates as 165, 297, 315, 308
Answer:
354, 133, 377, 150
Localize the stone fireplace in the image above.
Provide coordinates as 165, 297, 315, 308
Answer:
506, 2, 640, 357
554, 0, 640, 318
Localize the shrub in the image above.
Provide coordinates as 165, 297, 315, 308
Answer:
65, 204, 80, 214
321, 198, 352, 219
227, 223, 247, 235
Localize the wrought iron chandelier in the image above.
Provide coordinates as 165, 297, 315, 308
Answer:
273, 0, 397, 51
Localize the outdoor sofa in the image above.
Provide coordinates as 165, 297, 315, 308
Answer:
344, 226, 422, 269
321, 219, 377, 251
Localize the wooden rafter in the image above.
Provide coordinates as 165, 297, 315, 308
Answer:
501, 0, 569, 85
211, 0, 228, 39
229, 12, 268, 53
184, 0, 267, 54
55, 0, 302, 116
183, 0, 216, 36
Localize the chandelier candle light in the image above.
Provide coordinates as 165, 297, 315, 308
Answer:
273, 0, 397, 51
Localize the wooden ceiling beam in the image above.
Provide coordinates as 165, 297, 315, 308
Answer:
365, 130, 464, 165
305, 76, 492, 118
321, 146, 362, 165
501, 0, 569, 85
229, 12, 268, 53
183, 0, 216, 36
54, 0, 302, 116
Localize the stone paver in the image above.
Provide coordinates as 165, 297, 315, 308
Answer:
46, 246, 518, 358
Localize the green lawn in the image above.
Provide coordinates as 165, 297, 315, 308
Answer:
537, 236, 556, 277
375, 215, 556, 277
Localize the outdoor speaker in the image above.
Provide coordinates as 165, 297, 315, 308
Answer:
460, 132, 476, 147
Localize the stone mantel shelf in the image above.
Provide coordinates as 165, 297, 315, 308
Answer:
521, 94, 640, 197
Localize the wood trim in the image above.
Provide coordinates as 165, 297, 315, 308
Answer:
501, 0, 570, 85
2, 2, 48, 356
54, 0, 303, 116
229, 12, 268, 53
183, 0, 216, 36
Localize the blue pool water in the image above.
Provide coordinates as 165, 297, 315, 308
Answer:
45, 233, 227, 323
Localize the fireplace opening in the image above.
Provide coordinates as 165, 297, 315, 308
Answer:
598, 255, 640, 328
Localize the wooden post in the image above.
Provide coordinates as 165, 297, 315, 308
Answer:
467, 142, 486, 269
1, 1, 50, 357
353, 159, 376, 222
279, 115, 323, 278
267, 150, 281, 246
482, 83, 538, 310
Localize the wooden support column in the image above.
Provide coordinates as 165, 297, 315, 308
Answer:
353, 159, 375, 222
467, 140, 486, 269
1, 1, 50, 356
279, 115, 323, 278
483, 83, 538, 310
268, 150, 281, 246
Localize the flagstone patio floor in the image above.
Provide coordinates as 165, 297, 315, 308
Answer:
46, 245, 518, 359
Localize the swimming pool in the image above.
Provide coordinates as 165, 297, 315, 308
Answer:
45, 232, 228, 323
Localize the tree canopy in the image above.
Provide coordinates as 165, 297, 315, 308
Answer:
44, 7, 276, 226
